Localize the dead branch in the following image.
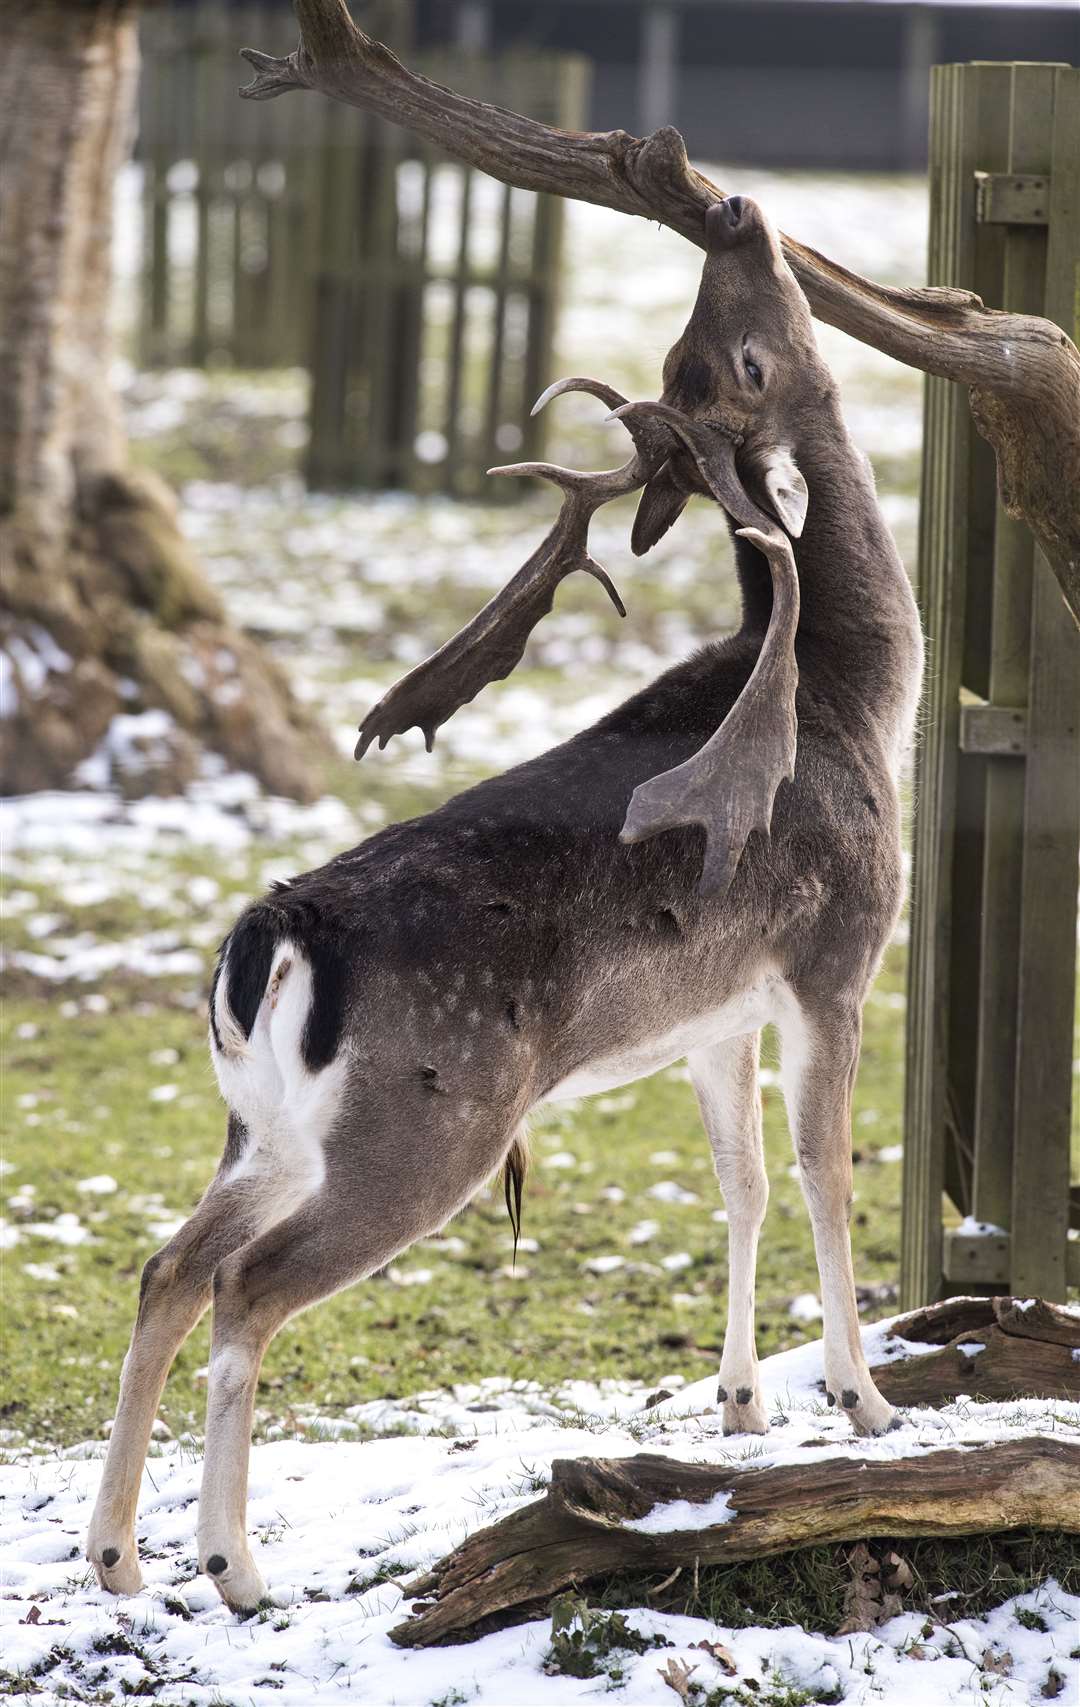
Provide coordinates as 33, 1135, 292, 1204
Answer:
240, 0, 1080, 624
389, 1437, 1080, 1647
871, 1295, 1080, 1406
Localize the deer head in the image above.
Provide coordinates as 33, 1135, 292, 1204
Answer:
632, 197, 820, 556
356, 196, 807, 897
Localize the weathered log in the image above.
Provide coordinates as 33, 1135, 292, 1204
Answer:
240, 0, 1080, 627
390, 1437, 1080, 1647
871, 1296, 1080, 1406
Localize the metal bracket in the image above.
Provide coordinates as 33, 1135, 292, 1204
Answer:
974, 172, 1050, 226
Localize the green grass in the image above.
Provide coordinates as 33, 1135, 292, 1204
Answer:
590, 1531, 1080, 1634
1, 937, 909, 1447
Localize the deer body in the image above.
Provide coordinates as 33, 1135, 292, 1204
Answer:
89, 198, 922, 1615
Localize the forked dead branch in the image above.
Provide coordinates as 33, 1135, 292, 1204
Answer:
240, 0, 1080, 626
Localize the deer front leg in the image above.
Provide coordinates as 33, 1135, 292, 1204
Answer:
687, 1032, 769, 1435
778, 999, 898, 1437
87, 1169, 259, 1595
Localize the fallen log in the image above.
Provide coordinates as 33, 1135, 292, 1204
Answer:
390, 1437, 1080, 1647
871, 1296, 1080, 1406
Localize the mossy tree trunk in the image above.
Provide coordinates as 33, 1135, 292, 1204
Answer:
0, 0, 325, 799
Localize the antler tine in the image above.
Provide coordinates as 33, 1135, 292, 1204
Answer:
620, 524, 801, 898
355, 386, 673, 760
531, 376, 630, 417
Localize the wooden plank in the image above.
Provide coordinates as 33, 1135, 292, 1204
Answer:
1009, 65, 1080, 1300
903, 62, 977, 1307
483, 180, 514, 485
944, 1227, 1080, 1288
971, 63, 1053, 1236
959, 704, 1027, 755
442, 162, 473, 495
975, 171, 1051, 225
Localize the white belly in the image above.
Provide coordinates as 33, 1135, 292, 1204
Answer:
545, 972, 785, 1102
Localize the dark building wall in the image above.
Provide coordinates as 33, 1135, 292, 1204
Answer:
416, 1, 1080, 168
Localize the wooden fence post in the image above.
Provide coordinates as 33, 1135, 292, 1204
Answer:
902, 62, 1080, 1307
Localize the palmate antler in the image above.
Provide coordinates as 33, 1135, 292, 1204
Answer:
355, 378, 671, 757
357, 380, 801, 899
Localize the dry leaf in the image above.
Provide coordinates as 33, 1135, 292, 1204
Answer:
658, 1656, 699, 1700
21, 1604, 42, 1626
1042, 1668, 1066, 1699
906, 1644, 928, 1661
982, 1648, 1013, 1677
836, 1541, 908, 1634
836, 1542, 882, 1635
691, 1638, 737, 1676
882, 1550, 913, 1590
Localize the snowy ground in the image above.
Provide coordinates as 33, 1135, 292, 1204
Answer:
2, 1321, 1077, 1707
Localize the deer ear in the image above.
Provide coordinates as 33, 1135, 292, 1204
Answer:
761, 447, 808, 538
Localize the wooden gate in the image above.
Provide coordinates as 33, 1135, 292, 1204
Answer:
134, 3, 586, 496
902, 62, 1080, 1306
304, 56, 585, 498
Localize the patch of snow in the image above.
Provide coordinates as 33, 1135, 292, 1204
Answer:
624, 1489, 736, 1533
76, 1175, 118, 1195
788, 1292, 825, 1324
956, 1341, 986, 1357
628, 1219, 660, 1245
23, 1214, 93, 1247
648, 1180, 699, 1205
957, 1216, 1008, 1237
2, 1319, 1076, 1707
584, 1254, 625, 1275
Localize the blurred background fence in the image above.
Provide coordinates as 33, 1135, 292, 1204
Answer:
136, 1, 587, 495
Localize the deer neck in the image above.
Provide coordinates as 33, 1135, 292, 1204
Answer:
734, 397, 922, 734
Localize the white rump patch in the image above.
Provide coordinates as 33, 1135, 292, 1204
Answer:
211, 939, 346, 1222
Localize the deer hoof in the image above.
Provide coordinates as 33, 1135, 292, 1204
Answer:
202, 1551, 269, 1615
89, 1544, 144, 1597
719, 1382, 769, 1437
844, 1390, 899, 1438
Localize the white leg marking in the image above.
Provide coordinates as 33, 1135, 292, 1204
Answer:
688, 1032, 769, 1435
778, 992, 897, 1437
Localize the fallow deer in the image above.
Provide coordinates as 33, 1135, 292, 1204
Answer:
88, 194, 923, 1614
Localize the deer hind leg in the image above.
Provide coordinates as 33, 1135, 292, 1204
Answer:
778, 997, 898, 1438
688, 1031, 769, 1436
87, 1131, 267, 1596
195, 1120, 518, 1615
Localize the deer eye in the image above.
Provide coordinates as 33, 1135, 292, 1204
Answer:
744, 354, 764, 389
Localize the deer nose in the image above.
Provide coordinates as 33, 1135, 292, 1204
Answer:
721, 196, 744, 228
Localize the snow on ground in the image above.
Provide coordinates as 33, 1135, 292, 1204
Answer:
2, 1321, 1076, 1707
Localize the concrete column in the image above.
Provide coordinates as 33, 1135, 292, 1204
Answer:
901, 4, 939, 170
456, 1, 492, 54
639, 4, 680, 136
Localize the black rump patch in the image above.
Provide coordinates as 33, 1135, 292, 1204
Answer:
222, 912, 279, 1040
300, 930, 347, 1072
220, 897, 348, 1072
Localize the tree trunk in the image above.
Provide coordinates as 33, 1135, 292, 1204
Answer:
0, 0, 325, 799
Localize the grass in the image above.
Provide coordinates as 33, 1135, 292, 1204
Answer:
1, 931, 910, 1447
589, 1531, 1080, 1634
